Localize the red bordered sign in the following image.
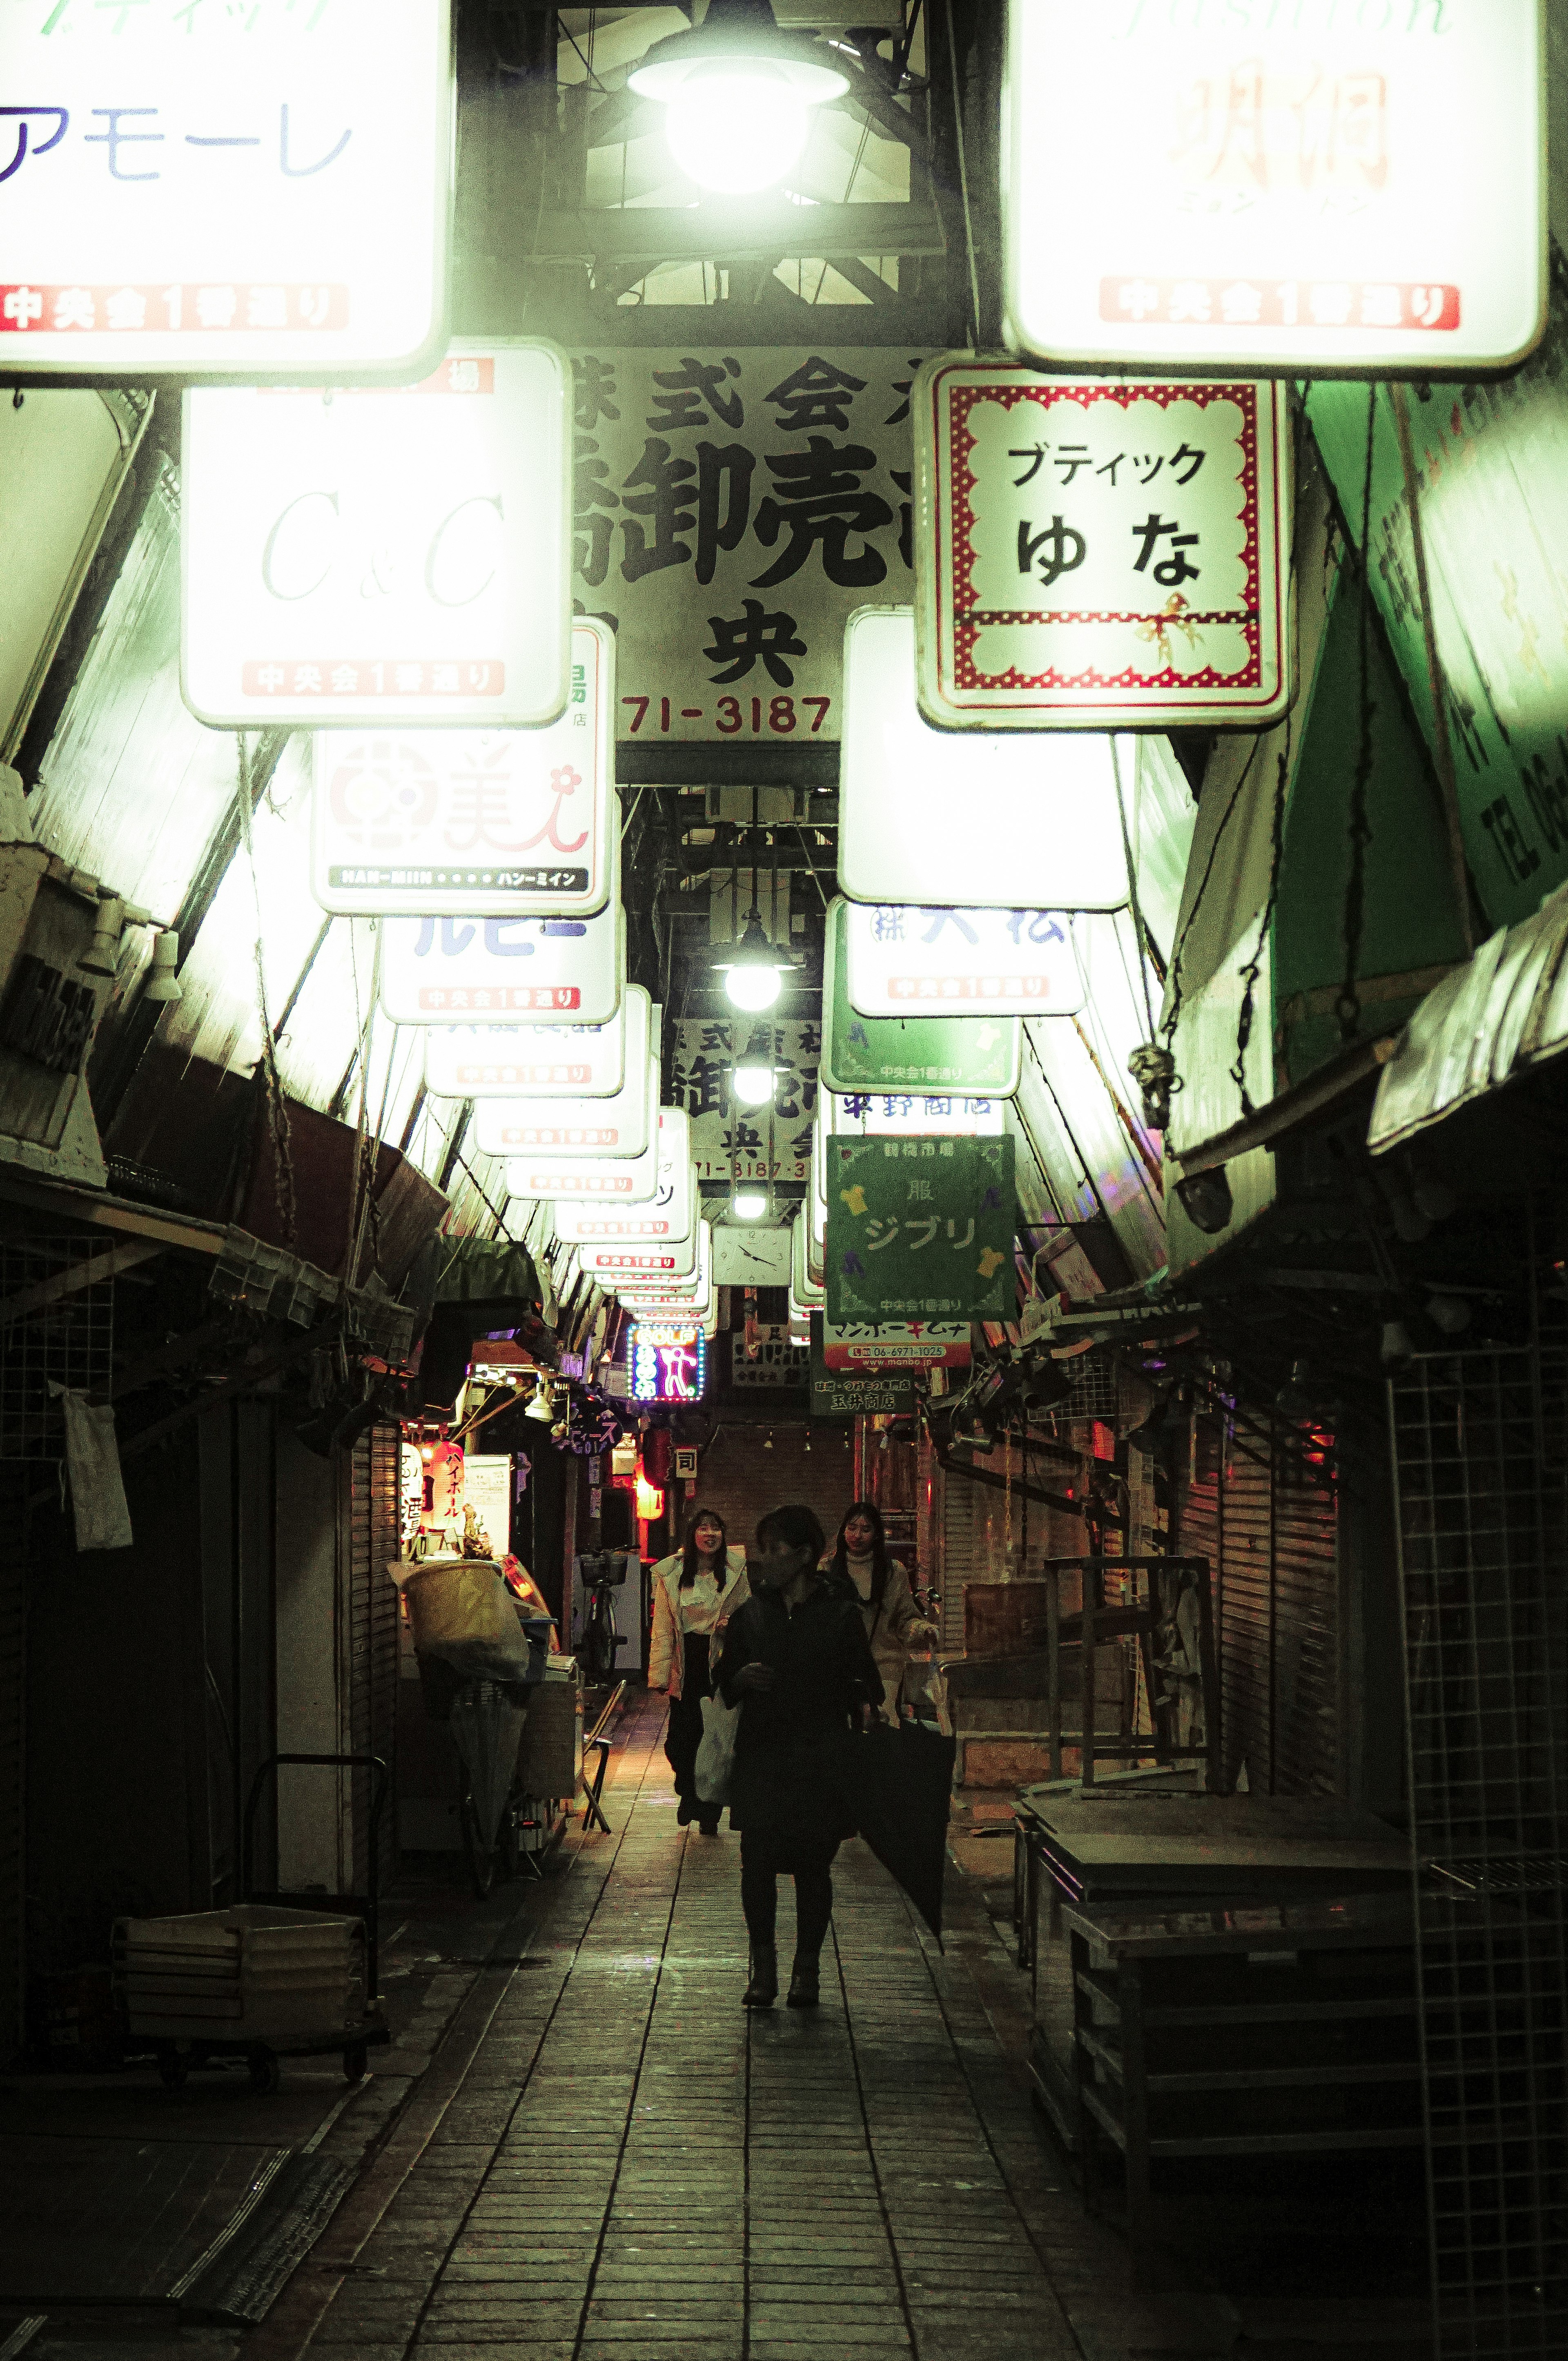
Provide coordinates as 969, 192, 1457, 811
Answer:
913, 359, 1292, 731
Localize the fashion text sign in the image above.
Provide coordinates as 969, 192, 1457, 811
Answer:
825, 1136, 1016, 1326
914, 362, 1291, 729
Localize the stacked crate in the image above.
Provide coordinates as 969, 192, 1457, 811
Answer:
113, 1905, 365, 2044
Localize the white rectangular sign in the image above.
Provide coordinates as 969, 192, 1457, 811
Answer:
791, 1213, 825, 1310
578, 1228, 697, 1283
508, 1129, 660, 1208
310, 618, 614, 917
615, 1225, 714, 1312
827, 1090, 1007, 1137
839, 610, 1128, 909
183, 343, 571, 727
476, 1049, 656, 1163
552, 1110, 695, 1244
1004, 0, 1546, 375
423, 1012, 630, 1102
844, 901, 1083, 1018
913, 361, 1292, 729
381, 901, 624, 1028
0, 0, 451, 377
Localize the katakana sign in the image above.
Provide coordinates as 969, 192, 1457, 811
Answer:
572, 347, 918, 745
423, 1015, 628, 1102
0, 0, 452, 377
913, 362, 1292, 728
822, 899, 1021, 1098
839, 610, 1128, 908
819, 1316, 973, 1374
475, 1050, 657, 1163
552, 1110, 695, 1246
184, 343, 571, 727
826, 1136, 1016, 1326
381, 901, 625, 1030
310, 619, 614, 917
844, 898, 1083, 1019
1004, 0, 1545, 375
672, 1016, 820, 1183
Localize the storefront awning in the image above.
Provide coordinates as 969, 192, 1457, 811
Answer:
1368, 882, 1568, 1155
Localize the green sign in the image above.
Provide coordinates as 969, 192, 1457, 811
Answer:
823, 899, 1022, 1096
809, 1317, 916, 1419
825, 1135, 1016, 1324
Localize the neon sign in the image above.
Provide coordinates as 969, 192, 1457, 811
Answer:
630, 1325, 706, 1405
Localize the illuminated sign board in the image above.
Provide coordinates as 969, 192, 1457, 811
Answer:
820, 1319, 972, 1373
822, 898, 1021, 1098
475, 1050, 656, 1163
507, 1126, 660, 1208
844, 900, 1081, 1021
1003, 0, 1546, 375
184, 344, 570, 730
631, 1326, 708, 1402
309, 618, 614, 918
913, 361, 1292, 730
839, 611, 1127, 910
552, 1111, 695, 1244
382, 900, 624, 1030
578, 1228, 698, 1282
0, 0, 452, 378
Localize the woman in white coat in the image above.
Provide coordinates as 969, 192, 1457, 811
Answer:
648, 1507, 749, 1833
824, 1500, 937, 1726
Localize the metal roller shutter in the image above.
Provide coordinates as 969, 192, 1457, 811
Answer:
1272, 1445, 1341, 1797
0, 1485, 24, 2061
349, 1425, 401, 1896
1219, 1425, 1274, 1794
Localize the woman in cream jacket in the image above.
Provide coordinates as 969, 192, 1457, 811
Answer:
823, 1499, 936, 1725
648, 1508, 749, 1833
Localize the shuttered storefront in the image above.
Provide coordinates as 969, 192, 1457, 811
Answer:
0, 1485, 24, 2061
348, 1425, 401, 1896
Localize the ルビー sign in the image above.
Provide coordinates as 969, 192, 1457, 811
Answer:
825, 1136, 1016, 1326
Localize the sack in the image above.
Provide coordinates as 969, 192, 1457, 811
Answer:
394, 1558, 535, 1684
50, 1384, 132, 1552
899, 1655, 952, 1737
694, 1690, 742, 1805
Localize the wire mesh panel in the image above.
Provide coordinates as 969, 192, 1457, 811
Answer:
1390, 1309, 1568, 2358
0, 1240, 117, 1462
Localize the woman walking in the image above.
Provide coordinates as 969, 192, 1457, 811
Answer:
826, 1500, 938, 1726
649, 1508, 748, 1835
716, 1504, 882, 2009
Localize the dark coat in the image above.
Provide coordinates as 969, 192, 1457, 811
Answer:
715, 1579, 884, 1839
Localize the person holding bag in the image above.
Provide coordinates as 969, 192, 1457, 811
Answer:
825, 1500, 938, 1725
648, 1508, 748, 1835
715, 1504, 883, 2011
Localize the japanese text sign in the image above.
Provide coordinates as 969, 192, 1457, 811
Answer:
615, 1224, 715, 1313
839, 611, 1128, 908
913, 362, 1292, 728
508, 1126, 660, 1209
819, 1317, 973, 1374
184, 343, 571, 727
381, 901, 624, 1030
630, 1325, 707, 1405
476, 1050, 656, 1163
728, 1331, 809, 1394
826, 1093, 1005, 1141
823, 899, 1021, 1099
572, 347, 918, 746
552, 1110, 695, 1246
826, 1136, 1016, 1327
673, 1016, 820, 1183
1004, 0, 1545, 375
844, 898, 1083, 1019
424, 968, 637, 1104
791, 1212, 825, 1311
309, 618, 614, 917
579, 1227, 697, 1282
809, 1318, 915, 1417
0, 0, 452, 377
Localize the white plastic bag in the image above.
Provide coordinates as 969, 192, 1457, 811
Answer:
694, 1691, 742, 1805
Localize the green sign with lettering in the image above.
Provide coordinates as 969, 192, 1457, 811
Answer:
822, 899, 1022, 1096
825, 1134, 1016, 1325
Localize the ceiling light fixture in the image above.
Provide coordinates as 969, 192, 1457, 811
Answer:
733, 1024, 783, 1108
628, 0, 849, 198
713, 904, 795, 1012
526, 1379, 556, 1424
732, 1187, 771, 1222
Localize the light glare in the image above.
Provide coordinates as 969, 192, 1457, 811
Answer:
733, 1060, 776, 1108
665, 71, 811, 194
724, 963, 782, 1012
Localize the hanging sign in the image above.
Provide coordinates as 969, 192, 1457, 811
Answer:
823, 899, 1021, 1098
475, 1050, 656, 1162
183, 343, 571, 728
552, 1110, 696, 1245
839, 610, 1128, 907
570, 345, 920, 746
828, 1091, 1006, 1138
820, 1318, 972, 1374
0, 0, 452, 379
309, 618, 614, 917
791, 1210, 825, 1311
508, 1126, 660, 1208
1003, 0, 1546, 376
577, 1222, 698, 1282
630, 1325, 708, 1405
615, 1224, 715, 1312
672, 1015, 820, 1182
844, 898, 1082, 1019
382, 897, 623, 1028
825, 1135, 1016, 1326
810, 1318, 917, 1417
913, 361, 1292, 729
420, 976, 642, 1106
711, 1227, 793, 1289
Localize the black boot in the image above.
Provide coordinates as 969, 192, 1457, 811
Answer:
676, 1798, 693, 1826
698, 1815, 720, 1837
743, 1943, 778, 2007
786, 1952, 820, 2008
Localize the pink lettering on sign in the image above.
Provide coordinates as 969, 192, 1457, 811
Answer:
1100, 277, 1460, 333
243, 660, 506, 698
0, 284, 349, 334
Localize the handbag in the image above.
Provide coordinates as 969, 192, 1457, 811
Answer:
694, 1690, 742, 1805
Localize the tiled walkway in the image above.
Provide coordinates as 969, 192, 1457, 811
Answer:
272, 1699, 1170, 2361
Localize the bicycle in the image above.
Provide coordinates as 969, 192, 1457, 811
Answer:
577, 1549, 630, 1690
